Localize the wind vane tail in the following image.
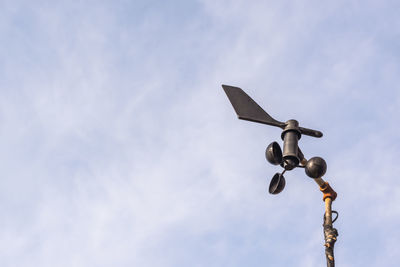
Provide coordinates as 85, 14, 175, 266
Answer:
222, 84, 285, 128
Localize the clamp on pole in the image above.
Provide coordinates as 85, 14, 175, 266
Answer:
320, 182, 337, 202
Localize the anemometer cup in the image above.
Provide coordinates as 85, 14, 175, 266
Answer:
269, 173, 286, 194
265, 142, 283, 165
305, 157, 327, 178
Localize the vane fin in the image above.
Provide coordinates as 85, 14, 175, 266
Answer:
222, 84, 285, 128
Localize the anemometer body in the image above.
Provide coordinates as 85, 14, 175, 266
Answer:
222, 84, 327, 193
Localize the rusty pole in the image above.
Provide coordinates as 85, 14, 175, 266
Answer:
314, 177, 338, 267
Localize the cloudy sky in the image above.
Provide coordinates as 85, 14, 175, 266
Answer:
1, 1, 400, 266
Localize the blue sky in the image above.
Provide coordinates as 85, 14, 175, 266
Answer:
1, 1, 400, 266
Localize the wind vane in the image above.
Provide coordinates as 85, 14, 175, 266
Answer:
222, 84, 339, 266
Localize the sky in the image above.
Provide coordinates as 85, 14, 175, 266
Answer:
1, 0, 400, 266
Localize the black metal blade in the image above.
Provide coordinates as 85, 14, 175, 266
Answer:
222, 84, 285, 128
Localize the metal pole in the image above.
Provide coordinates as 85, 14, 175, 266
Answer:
324, 198, 335, 267
314, 177, 338, 267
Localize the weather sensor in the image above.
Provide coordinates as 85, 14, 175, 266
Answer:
222, 84, 339, 267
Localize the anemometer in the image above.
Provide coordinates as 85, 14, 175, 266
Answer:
222, 84, 339, 267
